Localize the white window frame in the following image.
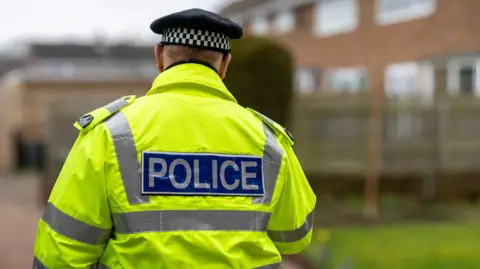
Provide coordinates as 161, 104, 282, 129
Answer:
295, 67, 320, 94
385, 62, 420, 99
273, 10, 295, 34
446, 59, 479, 96
250, 16, 269, 36
314, 0, 359, 37
384, 62, 422, 139
324, 67, 368, 93
376, 0, 437, 25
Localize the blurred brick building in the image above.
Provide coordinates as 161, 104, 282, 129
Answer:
0, 43, 158, 174
221, 0, 480, 98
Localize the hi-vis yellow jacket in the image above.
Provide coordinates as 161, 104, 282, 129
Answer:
33, 62, 316, 269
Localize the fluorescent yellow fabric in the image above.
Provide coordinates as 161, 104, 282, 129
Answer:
34, 126, 113, 268
266, 144, 316, 254
33, 63, 316, 269
248, 107, 316, 255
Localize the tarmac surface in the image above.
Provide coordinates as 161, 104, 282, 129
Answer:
0, 174, 42, 269
0, 174, 303, 269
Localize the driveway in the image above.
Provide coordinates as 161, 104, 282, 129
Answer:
0, 174, 42, 269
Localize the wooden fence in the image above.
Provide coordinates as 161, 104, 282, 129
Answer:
292, 93, 480, 176
39, 93, 480, 206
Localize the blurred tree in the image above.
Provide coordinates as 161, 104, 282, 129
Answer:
225, 36, 294, 128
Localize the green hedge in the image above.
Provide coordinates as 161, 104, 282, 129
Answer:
225, 37, 294, 127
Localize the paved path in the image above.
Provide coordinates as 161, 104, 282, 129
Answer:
0, 174, 42, 269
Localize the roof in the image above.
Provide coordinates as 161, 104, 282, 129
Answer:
220, 0, 273, 16
219, 0, 315, 19
28, 43, 153, 60
1, 59, 158, 84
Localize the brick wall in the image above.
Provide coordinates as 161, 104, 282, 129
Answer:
245, 0, 480, 93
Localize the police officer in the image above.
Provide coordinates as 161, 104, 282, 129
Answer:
33, 8, 316, 269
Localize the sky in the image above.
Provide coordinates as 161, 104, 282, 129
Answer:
0, 0, 232, 50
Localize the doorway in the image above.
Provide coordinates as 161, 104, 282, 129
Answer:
11, 131, 46, 172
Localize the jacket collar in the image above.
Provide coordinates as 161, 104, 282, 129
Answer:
146, 61, 237, 103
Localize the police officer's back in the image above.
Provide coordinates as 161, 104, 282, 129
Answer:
33, 8, 316, 269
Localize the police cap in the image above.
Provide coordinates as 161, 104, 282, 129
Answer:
150, 8, 243, 53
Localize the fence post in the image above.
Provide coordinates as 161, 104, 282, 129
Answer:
364, 89, 382, 219
422, 94, 442, 202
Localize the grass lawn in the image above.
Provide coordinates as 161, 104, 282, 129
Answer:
304, 221, 480, 269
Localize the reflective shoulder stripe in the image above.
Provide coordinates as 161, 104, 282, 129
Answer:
42, 202, 111, 245
252, 123, 283, 205
105, 111, 150, 205
74, 95, 136, 133
246, 108, 294, 146
267, 207, 315, 243
112, 210, 271, 234
253, 262, 283, 269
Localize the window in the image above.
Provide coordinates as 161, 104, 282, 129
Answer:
314, 0, 358, 37
323, 67, 368, 93
377, 0, 436, 25
384, 62, 423, 139
274, 10, 295, 33
385, 62, 419, 98
251, 16, 269, 36
459, 66, 475, 94
295, 67, 321, 94
446, 60, 477, 95
385, 62, 435, 140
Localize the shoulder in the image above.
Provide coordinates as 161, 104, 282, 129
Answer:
73, 95, 137, 133
246, 107, 294, 146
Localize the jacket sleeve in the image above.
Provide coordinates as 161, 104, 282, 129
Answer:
33, 127, 112, 268
267, 143, 316, 255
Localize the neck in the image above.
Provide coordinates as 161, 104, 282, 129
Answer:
164, 59, 219, 73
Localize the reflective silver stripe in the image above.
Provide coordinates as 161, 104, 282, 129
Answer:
252, 123, 284, 205
33, 256, 48, 269
113, 210, 271, 234
253, 261, 283, 269
42, 202, 111, 245
267, 208, 315, 243
256, 111, 277, 127
104, 97, 129, 114
106, 111, 150, 205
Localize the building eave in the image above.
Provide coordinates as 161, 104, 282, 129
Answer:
1, 59, 158, 85
222, 0, 317, 20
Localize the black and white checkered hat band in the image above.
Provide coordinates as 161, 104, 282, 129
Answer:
161, 28, 231, 52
